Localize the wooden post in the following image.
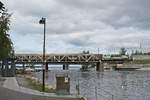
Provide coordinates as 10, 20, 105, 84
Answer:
45, 62, 48, 71
63, 64, 65, 70
96, 61, 104, 72
63, 64, 69, 70
96, 62, 100, 71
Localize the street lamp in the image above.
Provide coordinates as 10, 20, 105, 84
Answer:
39, 17, 46, 92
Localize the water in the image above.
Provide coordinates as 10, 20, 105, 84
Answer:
33, 70, 150, 100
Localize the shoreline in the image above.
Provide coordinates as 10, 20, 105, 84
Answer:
2, 76, 84, 100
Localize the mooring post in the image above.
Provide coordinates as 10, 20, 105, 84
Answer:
45, 62, 48, 71
63, 64, 65, 70
96, 62, 100, 71
63, 64, 69, 70
96, 61, 104, 72
22, 63, 25, 74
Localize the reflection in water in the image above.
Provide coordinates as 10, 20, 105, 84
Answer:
81, 72, 91, 79
33, 71, 150, 100
120, 72, 128, 100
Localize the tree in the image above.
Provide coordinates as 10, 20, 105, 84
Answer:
119, 47, 126, 55
82, 50, 90, 54
0, 2, 4, 10
0, 1, 14, 60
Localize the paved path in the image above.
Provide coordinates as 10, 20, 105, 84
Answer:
0, 77, 81, 100
0, 77, 5, 85
3, 77, 47, 96
0, 86, 79, 100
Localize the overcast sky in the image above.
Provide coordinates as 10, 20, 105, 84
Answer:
1, 0, 150, 54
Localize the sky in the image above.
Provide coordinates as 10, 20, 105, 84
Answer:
1, 0, 150, 54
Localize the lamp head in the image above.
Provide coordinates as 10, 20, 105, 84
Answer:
39, 17, 46, 24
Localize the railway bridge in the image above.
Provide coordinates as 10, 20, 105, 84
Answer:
14, 53, 103, 71
14, 54, 131, 71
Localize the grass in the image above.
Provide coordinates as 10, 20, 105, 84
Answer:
17, 74, 85, 100
25, 77, 55, 93
132, 60, 150, 64
25, 77, 85, 100
77, 97, 85, 100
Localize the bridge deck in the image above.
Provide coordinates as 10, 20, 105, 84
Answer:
14, 54, 102, 64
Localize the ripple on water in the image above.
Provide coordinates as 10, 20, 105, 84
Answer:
33, 70, 150, 100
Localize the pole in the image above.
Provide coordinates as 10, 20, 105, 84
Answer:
112, 95, 114, 100
78, 79, 80, 95
42, 18, 46, 92
95, 86, 97, 100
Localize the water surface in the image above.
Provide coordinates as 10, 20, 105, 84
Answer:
33, 70, 150, 100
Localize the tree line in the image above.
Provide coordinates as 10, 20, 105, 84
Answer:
0, 1, 14, 60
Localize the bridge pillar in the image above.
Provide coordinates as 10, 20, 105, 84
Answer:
81, 64, 88, 71
45, 62, 48, 71
22, 63, 25, 74
63, 64, 65, 70
63, 64, 69, 70
96, 62, 104, 72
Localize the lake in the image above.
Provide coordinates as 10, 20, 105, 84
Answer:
33, 68, 150, 100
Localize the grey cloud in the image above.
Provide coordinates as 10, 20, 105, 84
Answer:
2, 0, 150, 53
101, 0, 150, 30
56, 0, 121, 10
7, 0, 56, 17
5, 0, 150, 35
56, 0, 150, 30
64, 33, 94, 47
67, 38, 93, 47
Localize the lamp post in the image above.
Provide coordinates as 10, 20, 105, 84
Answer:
39, 17, 46, 92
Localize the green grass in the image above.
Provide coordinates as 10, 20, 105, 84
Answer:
16, 74, 86, 100
25, 77, 55, 93
132, 60, 150, 64
26, 78, 85, 100
77, 97, 85, 100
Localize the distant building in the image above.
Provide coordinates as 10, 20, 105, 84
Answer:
103, 54, 129, 60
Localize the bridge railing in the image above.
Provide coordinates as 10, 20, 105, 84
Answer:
14, 54, 102, 63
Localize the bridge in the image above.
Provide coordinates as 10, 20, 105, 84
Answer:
14, 53, 103, 71
14, 54, 131, 71
14, 54, 102, 63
